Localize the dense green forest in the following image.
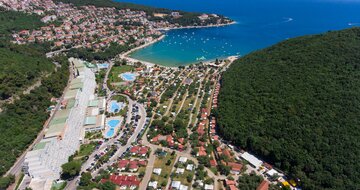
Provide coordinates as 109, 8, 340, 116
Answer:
0, 56, 69, 176
67, 42, 131, 61
0, 10, 53, 100
217, 28, 360, 190
54, 0, 229, 26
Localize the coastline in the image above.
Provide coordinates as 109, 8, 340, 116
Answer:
120, 21, 237, 68
119, 35, 166, 68
155, 21, 237, 31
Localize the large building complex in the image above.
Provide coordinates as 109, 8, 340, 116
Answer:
23, 58, 97, 189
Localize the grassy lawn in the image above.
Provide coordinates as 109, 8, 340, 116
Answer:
85, 131, 102, 140
74, 143, 96, 159
108, 65, 134, 84
151, 153, 176, 188
51, 181, 66, 190
172, 170, 194, 187
182, 95, 194, 113
112, 95, 128, 103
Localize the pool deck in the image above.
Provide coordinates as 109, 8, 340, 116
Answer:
107, 100, 126, 114
119, 72, 138, 82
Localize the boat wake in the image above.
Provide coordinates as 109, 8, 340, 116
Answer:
348, 22, 360, 26
283, 17, 294, 23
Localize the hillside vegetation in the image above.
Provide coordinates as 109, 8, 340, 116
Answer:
217, 28, 360, 190
0, 10, 53, 100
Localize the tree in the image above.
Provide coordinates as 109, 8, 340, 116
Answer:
79, 172, 92, 186
218, 28, 360, 190
238, 173, 263, 190
0, 175, 15, 189
98, 181, 116, 190
61, 161, 81, 180
218, 164, 230, 176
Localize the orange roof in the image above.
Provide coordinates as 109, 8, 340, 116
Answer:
225, 180, 236, 186
198, 146, 207, 156
227, 162, 242, 171
257, 180, 269, 190
229, 185, 238, 190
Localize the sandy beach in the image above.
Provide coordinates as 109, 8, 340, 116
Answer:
119, 35, 166, 68
119, 21, 237, 68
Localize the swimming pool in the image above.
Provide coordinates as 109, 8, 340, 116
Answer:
97, 63, 109, 69
121, 72, 137, 81
108, 120, 120, 128
110, 101, 120, 113
105, 119, 120, 138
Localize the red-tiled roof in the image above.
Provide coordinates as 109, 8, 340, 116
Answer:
102, 175, 140, 187
227, 162, 242, 172
210, 159, 217, 167
229, 185, 238, 190
225, 179, 236, 186
198, 146, 207, 156
257, 180, 269, 190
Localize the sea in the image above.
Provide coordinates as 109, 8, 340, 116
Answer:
116, 0, 360, 67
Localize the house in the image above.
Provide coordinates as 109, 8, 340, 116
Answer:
171, 12, 181, 18
148, 181, 158, 189
129, 160, 139, 172
175, 168, 185, 174
166, 135, 174, 147
153, 168, 162, 175
197, 125, 205, 136
241, 152, 263, 169
227, 162, 243, 175
197, 146, 207, 157
257, 180, 269, 190
180, 185, 188, 190
225, 180, 238, 190
171, 181, 181, 190
204, 184, 214, 190
151, 134, 160, 143
210, 159, 217, 167
118, 160, 129, 171
117, 160, 147, 172
186, 164, 194, 171
222, 149, 231, 158
101, 175, 140, 189
266, 169, 279, 179
178, 157, 187, 163
129, 146, 149, 157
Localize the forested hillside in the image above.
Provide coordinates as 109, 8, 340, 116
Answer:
217, 28, 360, 190
0, 10, 53, 100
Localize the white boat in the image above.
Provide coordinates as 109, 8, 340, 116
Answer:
196, 56, 206, 61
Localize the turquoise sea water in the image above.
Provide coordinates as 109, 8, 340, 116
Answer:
117, 0, 360, 66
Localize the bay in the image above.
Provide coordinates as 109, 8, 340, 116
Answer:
116, 0, 360, 66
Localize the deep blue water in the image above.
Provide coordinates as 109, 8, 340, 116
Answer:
116, 0, 360, 66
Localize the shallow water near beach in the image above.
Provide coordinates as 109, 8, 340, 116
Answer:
118, 0, 360, 67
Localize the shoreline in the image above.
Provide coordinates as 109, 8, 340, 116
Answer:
120, 21, 237, 68
119, 35, 166, 68
155, 21, 237, 31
